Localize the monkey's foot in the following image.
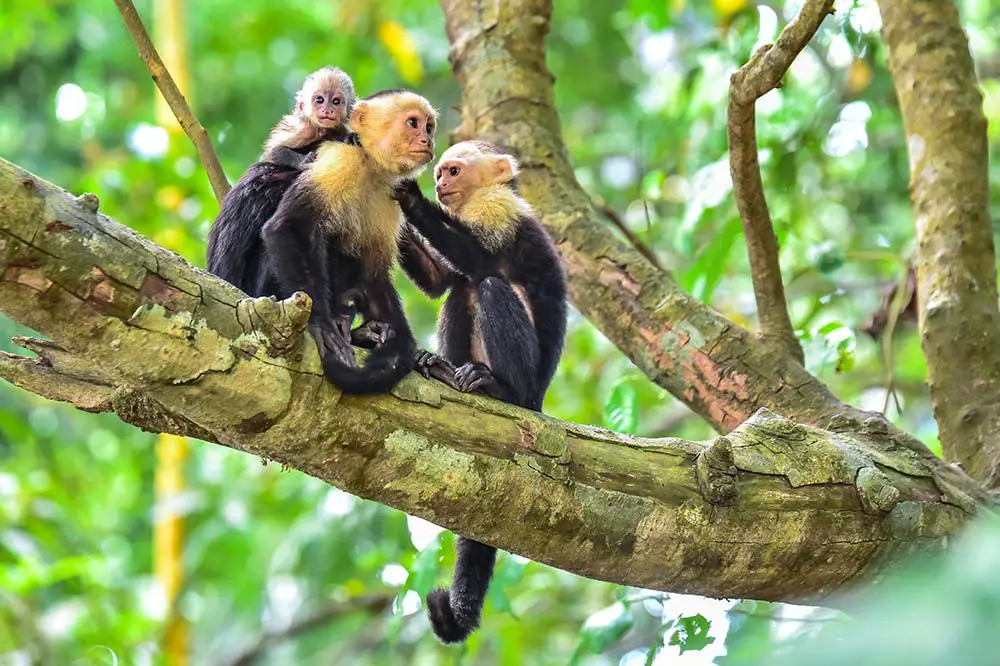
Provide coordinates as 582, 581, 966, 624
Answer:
416, 350, 459, 385
454, 362, 494, 393
351, 320, 395, 349
310, 322, 355, 368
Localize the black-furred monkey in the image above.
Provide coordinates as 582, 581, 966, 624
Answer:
393, 140, 568, 642
206, 67, 356, 296
261, 89, 439, 394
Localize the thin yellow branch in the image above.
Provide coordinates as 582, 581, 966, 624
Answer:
113, 0, 231, 203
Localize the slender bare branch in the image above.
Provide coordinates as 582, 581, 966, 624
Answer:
727, 0, 834, 363
594, 200, 667, 274
878, 0, 1000, 487
0, 158, 984, 604
113, 0, 230, 203
222, 594, 394, 666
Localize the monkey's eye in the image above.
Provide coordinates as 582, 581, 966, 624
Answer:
449, 166, 460, 177
332, 97, 341, 106
314, 95, 325, 105
426, 122, 434, 134
407, 117, 419, 129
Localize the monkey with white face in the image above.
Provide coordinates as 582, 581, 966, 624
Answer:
393, 140, 568, 642
207, 67, 357, 296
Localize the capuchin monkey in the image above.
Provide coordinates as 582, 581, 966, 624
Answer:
206, 67, 357, 296
393, 141, 568, 643
260, 90, 438, 394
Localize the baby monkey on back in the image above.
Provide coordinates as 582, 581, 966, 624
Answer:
394, 141, 568, 642
207, 67, 356, 296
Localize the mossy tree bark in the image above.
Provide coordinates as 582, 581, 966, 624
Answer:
878, 0, 1000, 489
0, 159, 984, 603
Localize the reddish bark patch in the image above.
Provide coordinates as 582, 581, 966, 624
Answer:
7, 257, 42, 269
140, 273, 188, 311
4, 266, 52, 292
517, 422, 536, 449
45, 220, 73, 232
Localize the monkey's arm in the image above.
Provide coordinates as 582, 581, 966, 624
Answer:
398, 224, 455, 298
261, 186, 355, 366
266, 145, 314, 170
462, 276, 540, 408
393, 180, 494, 277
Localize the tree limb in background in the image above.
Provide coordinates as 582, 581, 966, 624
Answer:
222, 594, 394, 666
0, 159, 984, 604
594, 198, 667, 273
726, 0, 834, 363
878, 0, 1000, 488
113, 0, 231, 203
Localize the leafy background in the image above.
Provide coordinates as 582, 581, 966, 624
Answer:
2, 0, 1000, 663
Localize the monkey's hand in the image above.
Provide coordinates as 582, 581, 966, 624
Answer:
345, 132, 362, 147
351, 320, 395, 349
310, 318, 356, 368
454, 362, 495, 393
415, 349, 458, 383
392, 179, 424, 207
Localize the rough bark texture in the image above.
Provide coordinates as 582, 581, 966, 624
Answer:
728, 0, 834, 364
878, 0, 1000, 488
0, 159, 985, 602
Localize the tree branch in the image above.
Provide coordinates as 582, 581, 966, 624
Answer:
113, 0, 231, 203
222, 594, 394, 666
877, 0, 1000, 488
594, 200, 666, 274
0, 158, 984, 604
727, 0, 834, 363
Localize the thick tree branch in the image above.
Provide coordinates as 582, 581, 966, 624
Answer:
113, 0, 231, 203
727, 0, 834, 363
435, 0, 951, 476
0, 158, 985, 604
878, 0, 1000, 487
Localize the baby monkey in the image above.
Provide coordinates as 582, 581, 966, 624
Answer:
206, 67, 356, 296
393, 141, 568, 642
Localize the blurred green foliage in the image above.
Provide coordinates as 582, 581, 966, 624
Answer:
1, 0, 1000, 663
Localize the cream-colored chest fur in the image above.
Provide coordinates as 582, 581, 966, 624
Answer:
448, 186, 533, 253
306, 142, 402, 275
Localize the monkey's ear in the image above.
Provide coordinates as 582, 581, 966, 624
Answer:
350, 101, 370, 130
493, 154, 519, 184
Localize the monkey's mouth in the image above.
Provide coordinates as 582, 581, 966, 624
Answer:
437, 190, 458, 204
316, 116, 341, 127
410, 150, 434, 162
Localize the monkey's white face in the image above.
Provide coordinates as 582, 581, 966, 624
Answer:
352, 93, 438, 176
304, 83, 350, 128
434, 143, 517, 211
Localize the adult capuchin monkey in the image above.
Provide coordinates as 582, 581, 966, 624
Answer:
206, 67, 357, 296
260, 90, 439, 394
392, 141, 568, 642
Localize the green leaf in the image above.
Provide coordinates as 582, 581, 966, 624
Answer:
404, 533, 443, 597
603, 380, 639, 434
669, 614, 716, 654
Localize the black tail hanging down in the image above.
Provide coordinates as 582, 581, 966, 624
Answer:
321, 335, 416, 394
427, 538, 498, 643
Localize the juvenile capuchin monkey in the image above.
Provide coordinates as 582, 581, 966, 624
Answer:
260, 90, 438, 394
206, 67, 356, 296
393, 141, 568, 642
